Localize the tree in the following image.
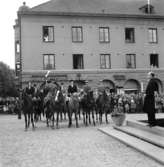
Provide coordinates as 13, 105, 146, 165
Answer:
0, 62, 18, 97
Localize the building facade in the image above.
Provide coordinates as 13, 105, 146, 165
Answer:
14, 0, 164, 93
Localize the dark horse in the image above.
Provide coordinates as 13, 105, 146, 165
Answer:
22, 90, 35, 131
96, 90, 111, 124
43, 84, 65, 129
81, 91, 96, 126
51, 88, 65, 128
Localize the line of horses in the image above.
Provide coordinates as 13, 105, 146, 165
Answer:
21, 81, 114, 131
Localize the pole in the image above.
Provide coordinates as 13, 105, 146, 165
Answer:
147, 0, 150, 13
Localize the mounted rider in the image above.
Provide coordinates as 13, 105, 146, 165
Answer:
67, 80, 78, 96
25, 82, 35, 97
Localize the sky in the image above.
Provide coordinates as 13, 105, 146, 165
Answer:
0, 0, 48, 69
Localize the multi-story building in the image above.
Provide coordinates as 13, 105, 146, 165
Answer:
14, 0, 164, 93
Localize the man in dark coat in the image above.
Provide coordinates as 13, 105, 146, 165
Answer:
143, 72, 158, 127
67, 80, 78, 96
25, 82, 35, 97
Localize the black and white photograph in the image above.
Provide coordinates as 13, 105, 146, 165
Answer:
0, 0, 164, 166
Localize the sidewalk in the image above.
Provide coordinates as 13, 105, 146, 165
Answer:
126, 113, 164, 122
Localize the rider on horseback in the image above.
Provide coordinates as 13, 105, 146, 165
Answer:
25, 82, 35, 97
67, 80, 78, 96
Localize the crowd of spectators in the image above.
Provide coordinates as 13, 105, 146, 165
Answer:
107, 92, 164, 113
0, 97, 21, 114
1, 91, 164, 115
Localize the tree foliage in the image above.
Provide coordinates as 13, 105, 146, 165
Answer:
0, 62, 18, 97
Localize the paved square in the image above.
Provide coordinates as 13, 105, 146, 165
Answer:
0, 115, 163, 167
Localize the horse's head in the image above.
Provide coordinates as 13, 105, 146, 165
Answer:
53, 88, 64, 104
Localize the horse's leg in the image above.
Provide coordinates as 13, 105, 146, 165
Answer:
105, 109, 108, 124
51, 113, 54, 129
24, 113, 28, 131
99, 109, 102, 124
39, 111, 42, 121
92, 109, 96, 126
95, 108, 98, 122
34, 108, 37, 123
31, 112, 35, 130
82, 109, 85, 125
60, 109, 63, 122
39, 104, 42, 121
28, 113, 30, 128
78, 105, 81, 120
88, 110, 91, 124
46, 108, 49, 127
75, 109, 79, 128
37, 107, 41, 121
33, 107, 36, 122
86, 110, 88, 126
64, 106, 67, 120
68, 107, 72, 128
42, 105, 45, 118
69, 109, 73, 127
56, 110, 59, 129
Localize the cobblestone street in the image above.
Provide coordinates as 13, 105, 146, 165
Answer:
0, 115, 163, 167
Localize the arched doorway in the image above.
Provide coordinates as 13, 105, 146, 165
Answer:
124, 79, 140, 94
154, 78, 163, 93
102, 79, 115, 92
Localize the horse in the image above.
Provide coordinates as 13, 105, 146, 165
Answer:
80, 91, 96, 126
22, 90, 35, 131
43, 91, 55, 128
51, 87, 66, 128
67, 93, 80, 128
96, 90, 111, 124
42, 81, 66, 129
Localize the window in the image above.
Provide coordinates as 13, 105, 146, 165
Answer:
72, 27, 83, 42
73, 54, 84, 69
99, 27, 110, 43
125, 28, 135, 43
148, 28, 158, 43
43, 54, 55, 70
15, 61, 21, 76
100, 54, 111, 69
150, 54, 158, 68
43, 26, 54, 42
15, 41, 20, 53
126, 54, 136, 68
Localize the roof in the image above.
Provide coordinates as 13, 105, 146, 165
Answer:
20, 0, 164, 16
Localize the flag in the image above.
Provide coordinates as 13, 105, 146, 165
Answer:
45, 71, 50, 78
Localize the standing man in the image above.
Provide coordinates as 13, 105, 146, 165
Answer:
143, 72, 158, 127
